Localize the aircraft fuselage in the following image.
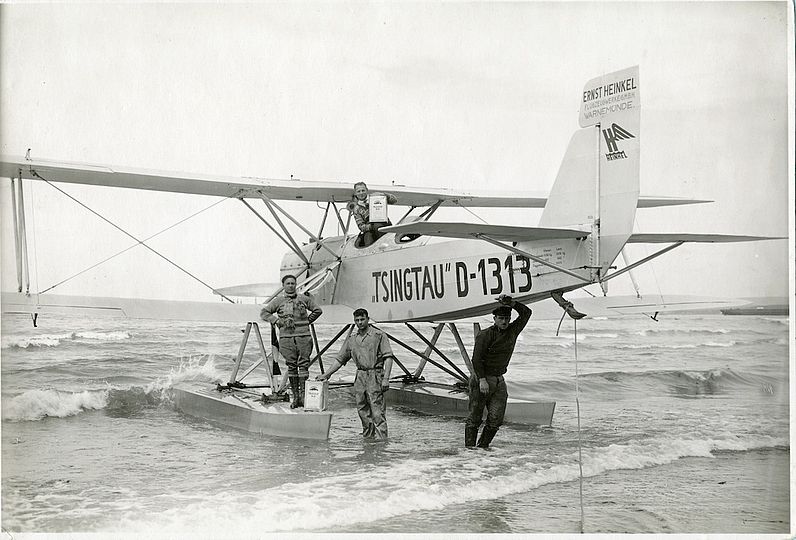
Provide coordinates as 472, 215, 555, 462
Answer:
281, 232, 594, 322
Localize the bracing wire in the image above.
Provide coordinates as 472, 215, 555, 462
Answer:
33, 171, 236, 303
39, 195, 230, 295
453, 200, 490, 224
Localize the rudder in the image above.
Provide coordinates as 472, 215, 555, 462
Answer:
540, 66, 640, 279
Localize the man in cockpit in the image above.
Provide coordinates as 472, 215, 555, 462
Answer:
347, 181, 397, 247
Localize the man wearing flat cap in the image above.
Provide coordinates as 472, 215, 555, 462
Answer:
261, 274, 323, 408
465, 293, 532, 448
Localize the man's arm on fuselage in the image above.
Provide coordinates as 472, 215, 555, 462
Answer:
509, 301, 532, 333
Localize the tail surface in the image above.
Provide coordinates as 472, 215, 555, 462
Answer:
540, 66, 640, 277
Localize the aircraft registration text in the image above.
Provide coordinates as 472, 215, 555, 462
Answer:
371, 254, 533, 303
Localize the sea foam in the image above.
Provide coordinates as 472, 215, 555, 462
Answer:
118, 433, 788, 535
1, 331, 131, 349
1, 389, 109, 422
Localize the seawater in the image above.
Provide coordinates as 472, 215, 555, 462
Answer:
1, 313, 790, 534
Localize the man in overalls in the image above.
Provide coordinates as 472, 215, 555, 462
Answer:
317, 308, 394, 439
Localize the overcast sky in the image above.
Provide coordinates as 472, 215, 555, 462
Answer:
0, 3, 791, 303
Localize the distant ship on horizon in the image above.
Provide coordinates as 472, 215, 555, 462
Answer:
721, 298, 788, 316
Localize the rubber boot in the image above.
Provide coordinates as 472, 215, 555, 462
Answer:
465, 426, 478, 448
477, 426, 499, 448
297, 376, 306, 408
289, 376, 300, 409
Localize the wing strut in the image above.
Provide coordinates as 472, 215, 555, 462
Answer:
474, 233, 592, 284
258, 196, 309, 265
620, 249, 642, 297
600, 242, 684, 283
240, 198, 298, 257
329, 201, 349, 235
16, 171, 32, 293
259, 193, 340, 261
10, 174, 25, 293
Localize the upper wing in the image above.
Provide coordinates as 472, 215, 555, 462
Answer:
627, 233, 786, 243
380, 221, 590, 242
1, 154, 707, 208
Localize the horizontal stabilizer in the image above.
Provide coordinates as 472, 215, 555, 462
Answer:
431, 294, 749, 323
2, 155, 708, 209
213, 283, 280, 298
627, 233, 785, 243
381, 222, 590, 242
637, 196, 711, 208
566, 294, 749, 316
1, 293, 357, 325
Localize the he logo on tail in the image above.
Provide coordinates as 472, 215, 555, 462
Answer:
602, 123, 635, 160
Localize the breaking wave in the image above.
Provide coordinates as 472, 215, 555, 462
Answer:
1, 355, 229, 422
1, 331, 132, 349
119, 433, 787, 534
1, 389, 109, 421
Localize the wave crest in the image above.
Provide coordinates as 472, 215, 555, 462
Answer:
1, 331, 131, 349
1, 389, 108, 422
119, 433, 788, 534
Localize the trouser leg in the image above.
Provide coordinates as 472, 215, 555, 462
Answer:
478, 376, 507, 448
367, 370, 387, 439
465, 426, 478, 447
354, 372, 374, 437
295, 336, 313, 380
465, 376, 487, 429
289, 376, 300, 408
295, 336, 313, 407
465, 376, 488, 447
484, 377, 508, 430
280, 337, 299, 377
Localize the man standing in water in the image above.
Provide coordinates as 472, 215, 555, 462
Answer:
261, 274, 323, 408
316, 308, 394, 439
466, 294, 532, 449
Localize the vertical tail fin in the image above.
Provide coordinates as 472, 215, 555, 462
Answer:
540, 66, 640, 278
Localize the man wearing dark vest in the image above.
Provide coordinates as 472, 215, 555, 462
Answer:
465, 294, 532, 448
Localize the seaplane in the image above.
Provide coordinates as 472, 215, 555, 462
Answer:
0, 66, 783, 440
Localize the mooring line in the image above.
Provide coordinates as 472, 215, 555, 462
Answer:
574, 318, 585, 533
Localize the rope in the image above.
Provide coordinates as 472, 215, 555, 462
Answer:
574, 318, 585, 533
32, 170, 235, 303
555, 307, 586, 532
